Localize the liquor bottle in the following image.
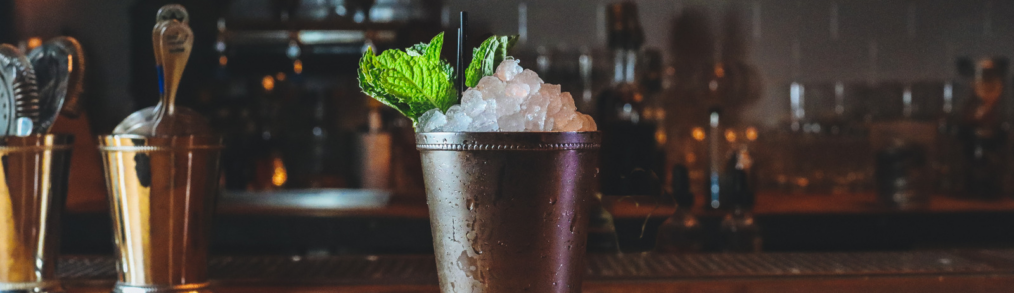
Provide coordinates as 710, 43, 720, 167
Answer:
717, 153, 762, 252
706, 108, 723, 209
655, 165, 704, 253
596, 1, 666, 196
250, 75, 289, 190
283, 90, 333, 188
956, 58, 1008, 199
358, 99, 392, 189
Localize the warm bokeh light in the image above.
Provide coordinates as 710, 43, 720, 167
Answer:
271, 157, 287, 187
27, 37, 42, 50
746, 127, 758, 141
276, 72, 287, 81
218, 55, 228, 66
293, 59, 303, 74
714, 63, 725, 78
692, 127, 706, 141
655, 128, 667, 145
261, 75, 275, 91
725, 129, 737, 142
685, 152, 696, 164
795, 177, 810, 187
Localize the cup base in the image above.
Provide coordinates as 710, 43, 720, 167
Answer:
112, 283, 212, 293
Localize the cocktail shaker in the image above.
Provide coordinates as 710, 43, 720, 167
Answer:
98, 135, 222, 293
0, 135, 73, 293
417, 132, 600, 293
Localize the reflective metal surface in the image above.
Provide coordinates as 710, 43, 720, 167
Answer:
0, 134, 73, 293
0, 45, 39, 136
98, 135, 223, 293
114, 5, 211, 137
416, 132, 601, 293
28, 37, 82, 134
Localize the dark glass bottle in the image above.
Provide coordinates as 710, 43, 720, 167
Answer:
283, 90, 331, 188
655, 165, 704, 253
956, 58, 1008, 199
596, 2, 666, 196
717, 154, 762, 252
250, 75, 290, 191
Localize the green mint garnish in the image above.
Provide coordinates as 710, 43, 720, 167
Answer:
465, 35, 518, 88
358, 33, 457, 122
358, 33, 518, 124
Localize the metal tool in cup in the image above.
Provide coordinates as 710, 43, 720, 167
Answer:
0, 135, 73, 293
417, 132, 601, 293
113, 4, 211, 136
0, 45, 39, 136
98, 135, 223, 293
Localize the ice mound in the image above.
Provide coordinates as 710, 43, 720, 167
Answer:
417, 58, 597, 132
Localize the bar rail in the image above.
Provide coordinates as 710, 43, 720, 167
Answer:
59, 250, 1014, 292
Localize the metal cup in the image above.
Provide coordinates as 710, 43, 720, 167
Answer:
416, 132, 601, 293
0, 134, 73, 293
98, 135, 223, 293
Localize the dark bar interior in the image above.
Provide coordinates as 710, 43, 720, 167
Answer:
3, 0, 1014, 292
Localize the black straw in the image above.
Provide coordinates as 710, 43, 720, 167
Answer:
457, 11, 468, 95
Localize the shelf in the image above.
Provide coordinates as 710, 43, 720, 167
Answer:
67, 190, 1014, 219
607, 192, 1014, 219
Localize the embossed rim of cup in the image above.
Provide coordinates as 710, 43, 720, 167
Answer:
0, 134, 73, 151
97, 134, 223, 151
416, 131, 601, 151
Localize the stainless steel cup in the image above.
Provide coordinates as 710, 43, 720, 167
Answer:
98, 135, 223, 293
416, 132, 601, 293
0, 134, 73, 293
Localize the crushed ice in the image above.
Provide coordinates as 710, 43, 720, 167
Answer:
417, 58, 597, 132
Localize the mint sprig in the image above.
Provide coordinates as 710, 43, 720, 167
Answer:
358, 33, 518, 124
465, 35, 518, 88
358, 33, 456, 122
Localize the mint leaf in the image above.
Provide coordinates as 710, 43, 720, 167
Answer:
358, 48, 411, 117
424, 33, 443, 62
465, 35, 518, 88
378, 52, 456, 113
357, 32, 457, 122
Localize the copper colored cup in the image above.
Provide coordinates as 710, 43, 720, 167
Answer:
0, 135, 73, 293
98, 135, 223, 293
416, 132, 601, 293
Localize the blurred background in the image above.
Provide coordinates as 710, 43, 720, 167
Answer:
4, 0, 1014, 256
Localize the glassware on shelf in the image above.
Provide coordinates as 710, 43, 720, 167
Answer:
874, 139, 930, 209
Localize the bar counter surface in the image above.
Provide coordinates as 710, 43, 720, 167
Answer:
59, 249, 1014, 293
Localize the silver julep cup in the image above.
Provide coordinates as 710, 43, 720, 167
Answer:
417, 132, 601, 293
98, 135, 223, 293
0, 134, 73, 293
